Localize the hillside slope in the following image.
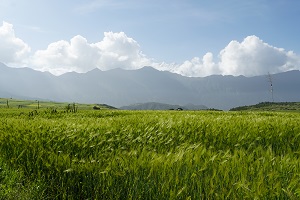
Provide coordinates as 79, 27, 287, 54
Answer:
120, 102, 208, 110
230, 102, 300, 111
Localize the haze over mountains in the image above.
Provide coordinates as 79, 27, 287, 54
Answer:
0, 63, 299, 110
120, 102, 208, 110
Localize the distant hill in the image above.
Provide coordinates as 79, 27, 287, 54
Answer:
230, 102, 300, 111
120, 102, 208, 110
1, 63, 300, 110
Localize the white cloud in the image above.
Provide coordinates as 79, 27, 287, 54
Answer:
30, 32, 151, 75
168, 53, 219, 77
0, 21, 31, 64
218, 35, 298, 76
31, 35, 101, 73
0, 21, 299, 77
95, 32, 151, 71
156, 35, 300, 77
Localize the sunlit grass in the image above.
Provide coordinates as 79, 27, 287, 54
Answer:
0, 109, 300, 199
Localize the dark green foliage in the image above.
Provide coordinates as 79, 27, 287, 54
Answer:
230, 101, 300, 111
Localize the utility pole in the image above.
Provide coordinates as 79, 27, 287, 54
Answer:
267, 72, 274, 102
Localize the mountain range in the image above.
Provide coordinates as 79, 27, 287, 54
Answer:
120, 102, 208, 110
1, 62, 299, 110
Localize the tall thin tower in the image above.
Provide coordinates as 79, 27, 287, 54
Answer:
267, 72, 274, 102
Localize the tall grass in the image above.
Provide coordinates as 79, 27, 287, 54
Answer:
0, 109, 300, 199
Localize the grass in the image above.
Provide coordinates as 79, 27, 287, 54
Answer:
0, 156, 46, 200
0, 106, 300, 199
0, 98, 116, 110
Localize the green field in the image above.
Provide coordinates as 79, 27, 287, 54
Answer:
0, 98, 116, 110
1, 104, 300, 199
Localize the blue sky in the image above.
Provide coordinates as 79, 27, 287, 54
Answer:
0, 0, 299, 76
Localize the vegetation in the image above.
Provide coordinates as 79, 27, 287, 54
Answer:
0, 98, 116, 110
230, 101, 300, 111
120, 102, 207, 110
1, 100, 300, 199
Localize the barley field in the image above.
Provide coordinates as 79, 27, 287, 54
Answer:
0, 108, 300, 199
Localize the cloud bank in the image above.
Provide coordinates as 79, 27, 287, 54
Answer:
0, 21, 299, 76
0, 21, 30, 64
30, 31, 152, 75
218, 36, 299, 76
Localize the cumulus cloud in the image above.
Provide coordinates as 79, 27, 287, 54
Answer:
31, 35, 101, 74
218, 35, 299, 76
0, 21, 30, 64
30, 32, 151, 74
0, 21, 299, 77
167, 53, 219, 77
96, 32, 151, 70
160, 35, 300, 77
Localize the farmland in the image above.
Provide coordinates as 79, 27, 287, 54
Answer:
1, 104, 300, 199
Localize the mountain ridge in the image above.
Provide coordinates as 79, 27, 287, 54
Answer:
120, 102, 208, 110
0, 63, 299, 110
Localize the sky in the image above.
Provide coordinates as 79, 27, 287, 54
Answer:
0, 0, 300, 77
